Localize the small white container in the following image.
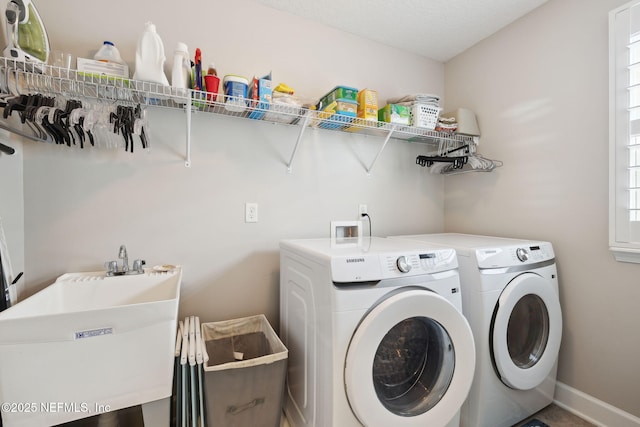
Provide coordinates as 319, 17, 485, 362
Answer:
94, 41, 125, 65
223, 75, 248, 112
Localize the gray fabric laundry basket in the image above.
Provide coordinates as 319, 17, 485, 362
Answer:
201, 314, 288, 427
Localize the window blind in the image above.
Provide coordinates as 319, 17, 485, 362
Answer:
610, 1, 640, 260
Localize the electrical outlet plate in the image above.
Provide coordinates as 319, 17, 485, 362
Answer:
359, 204, 368, 216
245, 203, 258, 223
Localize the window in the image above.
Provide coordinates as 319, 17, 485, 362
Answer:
610, 1, 640, 262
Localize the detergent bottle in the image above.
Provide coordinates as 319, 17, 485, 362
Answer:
133, 22, 169, 85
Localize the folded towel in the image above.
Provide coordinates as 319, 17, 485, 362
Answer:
387, 93, 440, 106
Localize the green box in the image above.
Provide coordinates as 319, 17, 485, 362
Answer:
318, 85, 358, 110
326, 85, 358, 102
379, 104, 410, 125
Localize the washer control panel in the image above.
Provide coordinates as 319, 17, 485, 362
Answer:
384, 249, 457, 275
396, 255, 412, 273
516, 247, 529, 262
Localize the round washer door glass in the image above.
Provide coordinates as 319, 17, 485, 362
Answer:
492, 272, 562, 390
372, 317, 455, 416
345, 288, 475, 427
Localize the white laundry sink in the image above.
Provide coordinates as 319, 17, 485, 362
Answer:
0, 267, 182, 427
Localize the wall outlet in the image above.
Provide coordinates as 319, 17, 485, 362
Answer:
359, 204, 368, 217
245, 203, 258, 223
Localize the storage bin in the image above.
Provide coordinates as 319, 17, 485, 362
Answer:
410, 103, 441, 129
315, 97, 357, 129
320, 85, 358, 104
318, 112, 355, 130
317, 85, 358, 111
201, 314, 287, 427
334, 99, 357, 115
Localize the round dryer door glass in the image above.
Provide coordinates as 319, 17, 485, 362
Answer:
372, 317, 455, 416
492, 272, 562, 390
507, 294, 549, 369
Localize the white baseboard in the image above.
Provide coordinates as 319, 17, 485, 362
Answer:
554, 381, 640, 427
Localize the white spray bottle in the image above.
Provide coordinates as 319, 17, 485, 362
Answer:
171, 42, 191, 101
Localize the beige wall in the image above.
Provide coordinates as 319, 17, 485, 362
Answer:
9, 0, 639, 420
444, 0, 640, 417
21, 0, 446, 325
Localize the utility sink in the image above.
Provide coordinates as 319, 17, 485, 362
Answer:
0, 267, 182, 427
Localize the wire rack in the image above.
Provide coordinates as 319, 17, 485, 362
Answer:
0, 57, 476, 170
188, 90, 475, 146
2, 59, 185, 107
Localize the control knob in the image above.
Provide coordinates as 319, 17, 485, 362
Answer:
516, 247, 529, 262
396, 256, 412, 273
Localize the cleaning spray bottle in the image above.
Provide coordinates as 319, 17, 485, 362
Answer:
193, 48, 203, 91
133, 22, 169, 85
171, 42, 190, 90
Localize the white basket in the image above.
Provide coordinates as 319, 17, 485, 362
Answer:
410, 103, 441, 129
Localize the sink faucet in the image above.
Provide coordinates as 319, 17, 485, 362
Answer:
105, 245, 145, 276
118, 245, 129, 273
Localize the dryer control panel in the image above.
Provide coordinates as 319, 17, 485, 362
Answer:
475, 241, 554, 269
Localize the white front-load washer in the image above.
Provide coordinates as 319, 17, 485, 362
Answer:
391, 233, 562, 427
279, 237, 476, 427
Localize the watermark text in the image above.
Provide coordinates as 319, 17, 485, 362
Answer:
1, 401, 111, 414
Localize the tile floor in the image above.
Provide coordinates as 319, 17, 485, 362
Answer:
518, 403, 597, 427
56, 402, 594, 426
280, 403, 597, 427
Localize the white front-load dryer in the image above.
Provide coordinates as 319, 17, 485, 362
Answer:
279, 237, 476, 427
391, 233, 562, 427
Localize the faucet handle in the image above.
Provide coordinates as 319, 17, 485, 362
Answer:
132, 259, 146, 273
105, 260, 118, 275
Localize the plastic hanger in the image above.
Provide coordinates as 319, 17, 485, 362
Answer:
0, 141, 14, 155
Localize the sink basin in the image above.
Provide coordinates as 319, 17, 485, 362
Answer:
0, 267, 182, 427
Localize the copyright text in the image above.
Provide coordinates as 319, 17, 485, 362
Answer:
1, 402, 111, 414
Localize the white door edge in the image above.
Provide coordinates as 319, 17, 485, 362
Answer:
492, 273, 562, 390
344, 289, 475, 426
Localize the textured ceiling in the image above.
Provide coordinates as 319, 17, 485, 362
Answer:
251, 0, 547, 62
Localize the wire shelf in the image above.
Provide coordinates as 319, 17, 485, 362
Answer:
0, 57, 477, 170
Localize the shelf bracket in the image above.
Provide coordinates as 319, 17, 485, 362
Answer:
286, 111, 312, 174
365, 124, 396, 175
185, 97, 192, 168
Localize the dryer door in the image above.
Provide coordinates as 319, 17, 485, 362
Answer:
491, 272, 562, 390
344, 288, 475, 427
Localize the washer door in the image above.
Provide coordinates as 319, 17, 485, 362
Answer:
491, 272, 562, 390
344, 289, 475, 427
